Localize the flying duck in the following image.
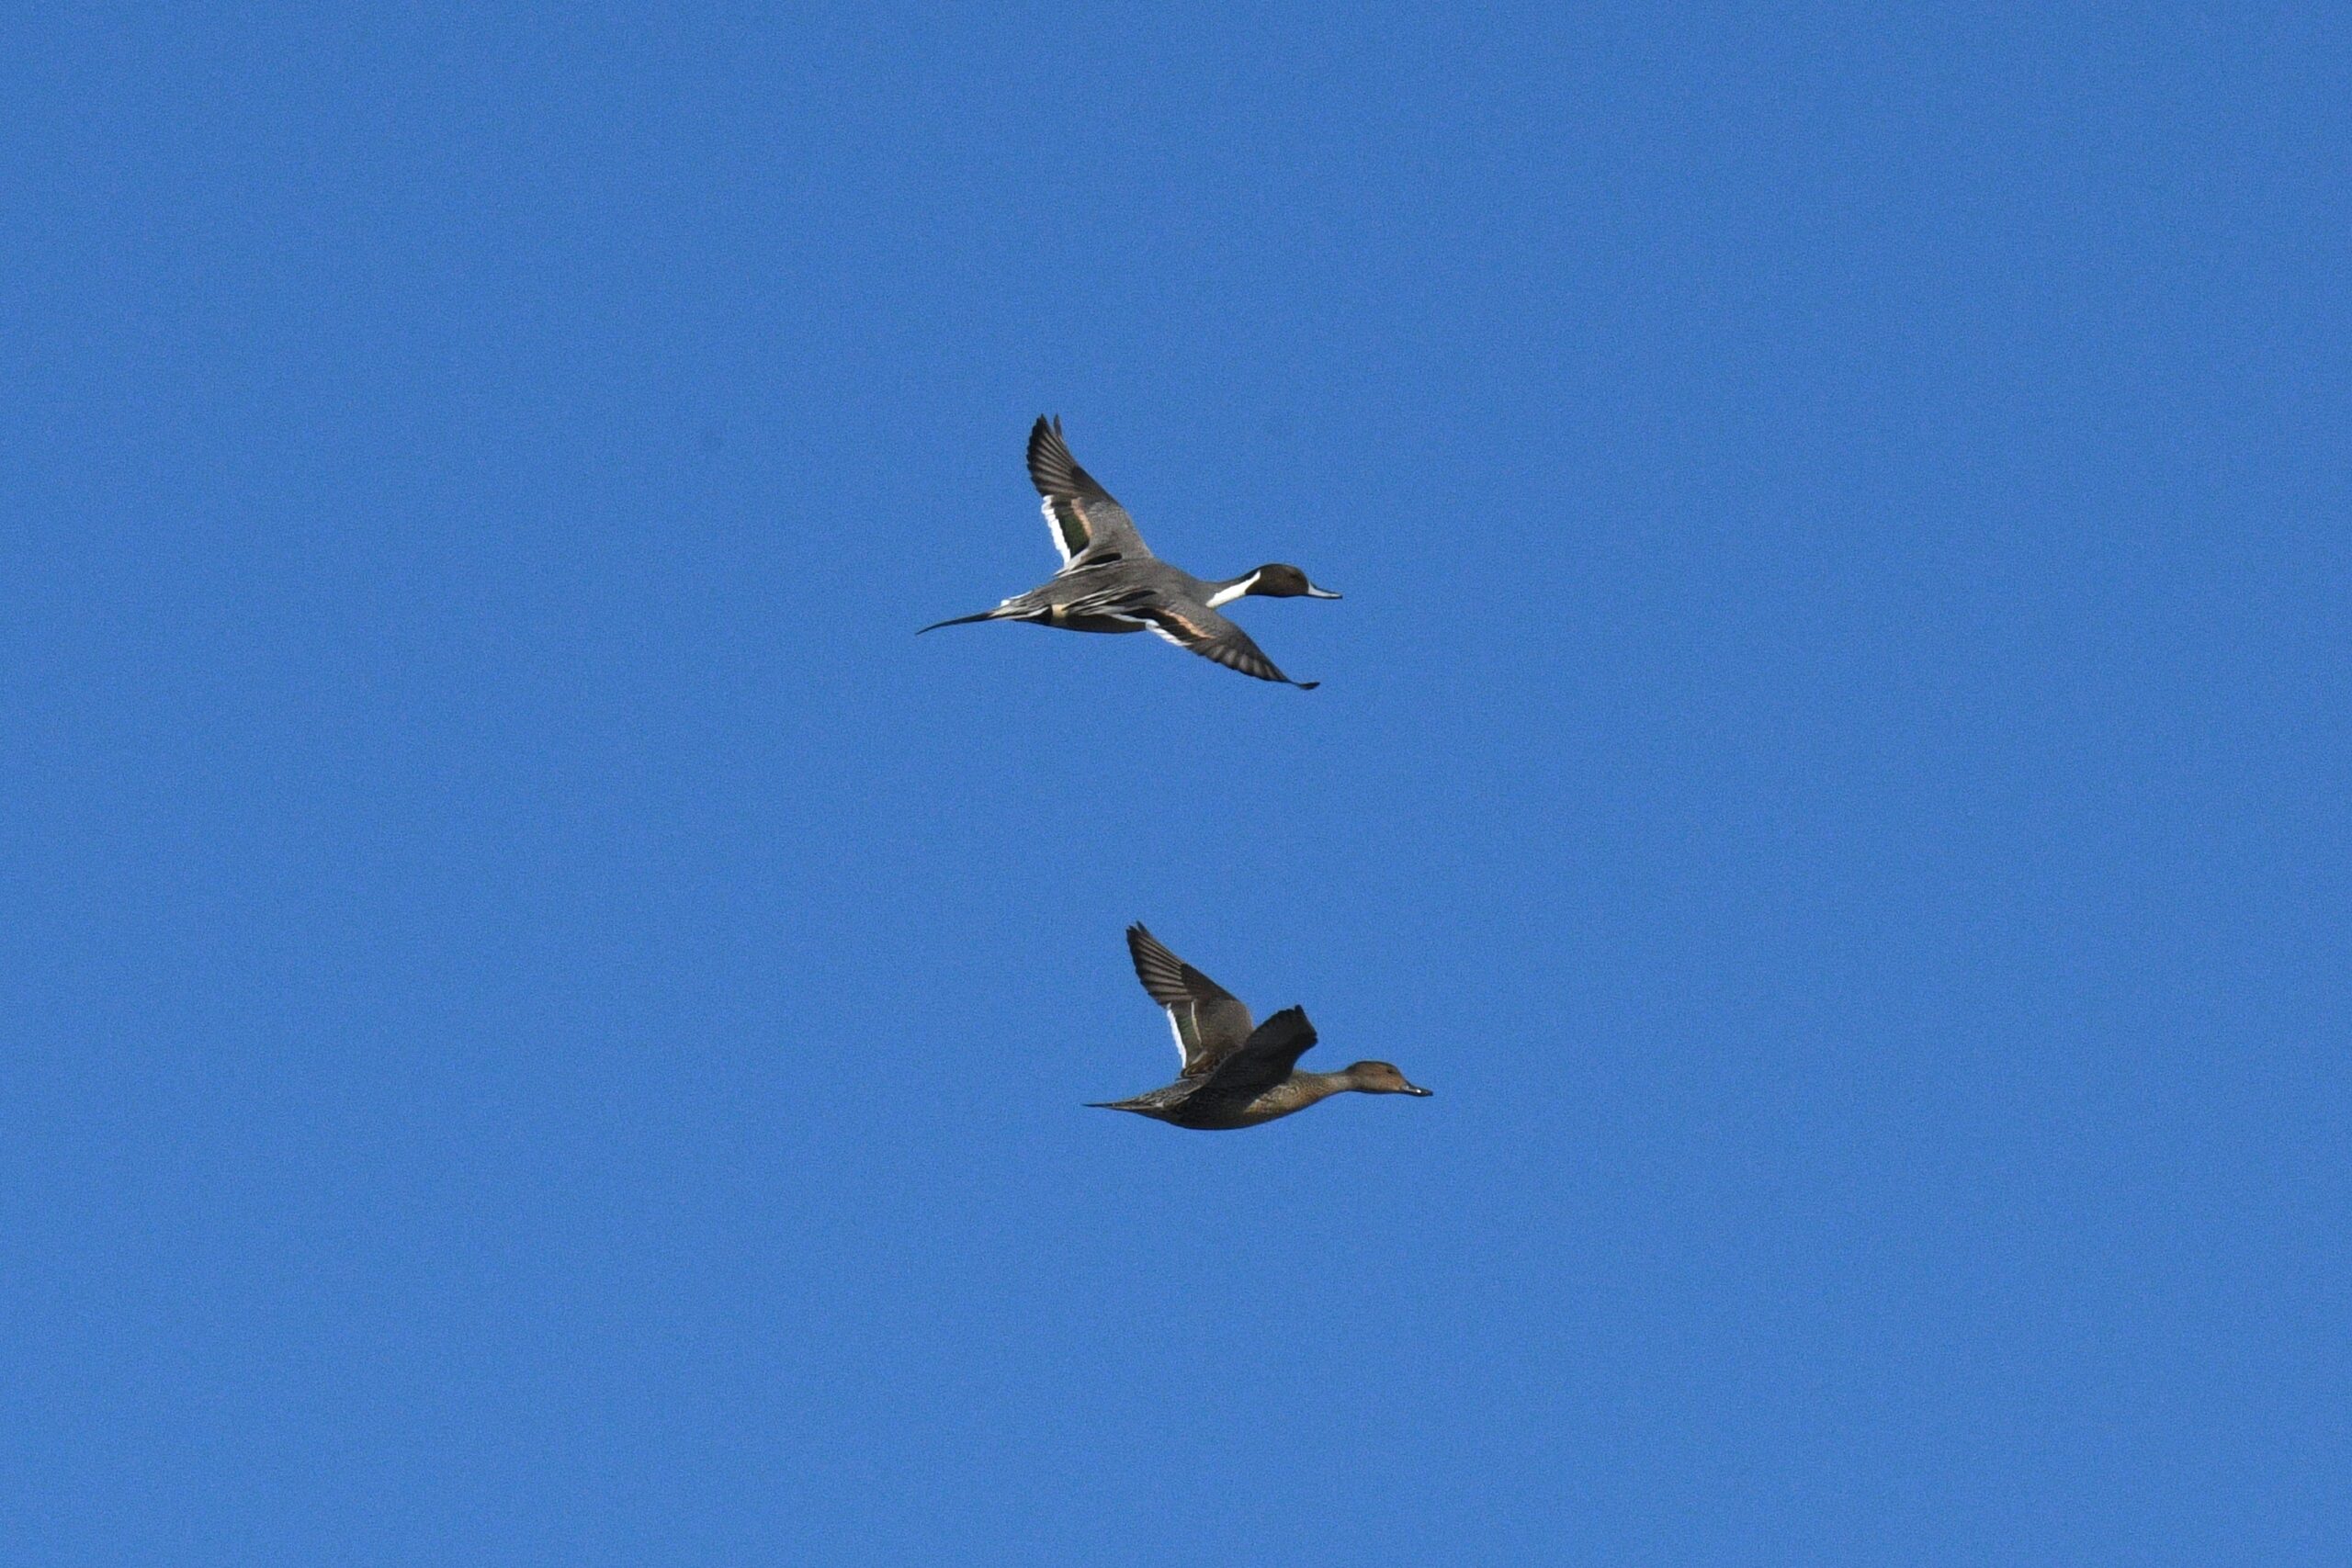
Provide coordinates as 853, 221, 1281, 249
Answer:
921, 417, 1341, 687
1090, 923, 1430, 1130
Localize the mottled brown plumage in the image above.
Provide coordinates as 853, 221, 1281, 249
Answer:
1091, 924, 1430, 1131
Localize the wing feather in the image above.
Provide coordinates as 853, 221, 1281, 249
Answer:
1139, 601, 1316, 688
1125, 923, 1255, 1078
1028, 416, 1153, 570
1192, 1007, 1321, 1100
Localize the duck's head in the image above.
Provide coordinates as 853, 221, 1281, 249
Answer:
1246, 563, 1342, 600
1343, 1061, 1431, 1096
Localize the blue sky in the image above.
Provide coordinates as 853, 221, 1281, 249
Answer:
4, 5, 2346, 1563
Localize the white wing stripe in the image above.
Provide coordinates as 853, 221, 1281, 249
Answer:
1041, 498, 1074, 566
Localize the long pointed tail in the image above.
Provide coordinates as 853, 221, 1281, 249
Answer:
917, 607, 1012, 634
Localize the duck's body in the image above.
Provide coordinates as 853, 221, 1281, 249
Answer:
1093, 1064, 1423, 1131
922, 418, 1341, 687
1091, 924, 1430, 1132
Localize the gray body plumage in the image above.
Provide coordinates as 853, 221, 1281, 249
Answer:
921, 418, 1340, 687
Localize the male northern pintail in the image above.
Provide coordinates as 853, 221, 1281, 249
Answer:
920, 417, 1341, 688
1089, 924, 1430, 1130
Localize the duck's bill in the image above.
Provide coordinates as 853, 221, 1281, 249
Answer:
1403, 1084, 1432, 1096
1306, 585, 1343, 599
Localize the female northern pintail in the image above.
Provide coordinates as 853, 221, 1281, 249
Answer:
921, 417, 1342, 688
1090, 924, 1430, 1130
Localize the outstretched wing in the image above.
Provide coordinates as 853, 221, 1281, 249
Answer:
1138, 600, 1317, 688
1191, 1007, 1320, 1101
1126, 923, 1255, 1078
1029, 416, 1154, 571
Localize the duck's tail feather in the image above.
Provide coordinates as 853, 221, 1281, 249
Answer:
917, 607, 1012, 634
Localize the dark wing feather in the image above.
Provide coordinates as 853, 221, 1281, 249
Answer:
1028, 416, 1153, 570
1126, 923, 1255, 1077
1139, 600, 1317, 688
1191, 1007, 1320, 1100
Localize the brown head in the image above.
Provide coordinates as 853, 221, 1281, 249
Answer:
1342, 1061, 1431, 1096
1247, 563, 1342, 600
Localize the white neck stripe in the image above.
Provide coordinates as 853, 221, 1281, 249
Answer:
1204, 571, 1260, 609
